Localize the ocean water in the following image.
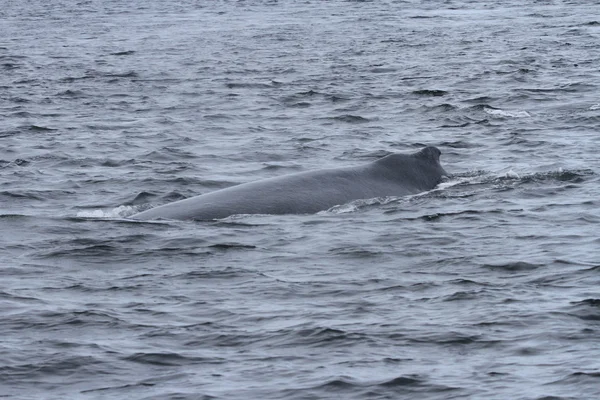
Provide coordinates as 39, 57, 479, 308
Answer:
1, 1, 600, 399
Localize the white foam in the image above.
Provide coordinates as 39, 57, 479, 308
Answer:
503, 170, 520, 179
484, 107, 531, 118
325, 203, 361, 214
324, 197, 393, 215
76, 205, 138, 219
436, 177, 473, 189
436, 171, 494, 188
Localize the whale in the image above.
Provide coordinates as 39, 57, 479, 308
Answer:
131, 146, 447, 221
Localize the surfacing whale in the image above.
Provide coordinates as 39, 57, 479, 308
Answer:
131, 146, 447, 221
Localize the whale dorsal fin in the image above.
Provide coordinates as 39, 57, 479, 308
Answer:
413, 146, 441, 163
372, 146, 446, 180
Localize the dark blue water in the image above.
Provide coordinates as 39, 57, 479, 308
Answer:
2, 1, 600, 399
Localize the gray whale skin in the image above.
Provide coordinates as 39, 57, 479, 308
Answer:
131, 146, 447, 221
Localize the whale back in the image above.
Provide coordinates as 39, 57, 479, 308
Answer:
132, 146, 447, 220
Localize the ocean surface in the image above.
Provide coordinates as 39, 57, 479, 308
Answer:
2, 1, 600, 399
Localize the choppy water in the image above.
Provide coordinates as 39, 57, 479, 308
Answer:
2, 1, 600, 399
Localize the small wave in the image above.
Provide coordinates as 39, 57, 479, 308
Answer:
203, 113, 233, 120
173, 267, 253, 280
0, 355, 104, 381
314, 373, 458, 392
110, 50, 135, 56
548, 370, 600, 389
292, 326, 365, 347
56, 89, 86, 98
441, 169, 593, 196
439, 140, 475, 148
226, 82, 274, 89
1, 158, 30, 167
281, 90, 350, 106
0, 290, 45, 304
288, 101, 312, 108
104, 70, 138, 78
423, 103, 457, 112
328, 246, 383, 258
284, 374, 458, 399
440, 121, 471, 128
261, 163, 302, 173
9, 98, 30, 104
567, 299, 600, 322
1, 189, 75, 201
124, 352, 210, 367
417, 209, 484, 222
412, 89, 448, 97
482, 261, 542, 272
370, 66, 397, 73
100, 158, 137, 167
2, 62, 21, 70
294, 89, 320, 97
141, 147, 198, 161
571, 299, 600, 307
209, 243, 257, 250
520, 169, 594, 184
330, 114, 371, 123
28, 125, 57, 131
